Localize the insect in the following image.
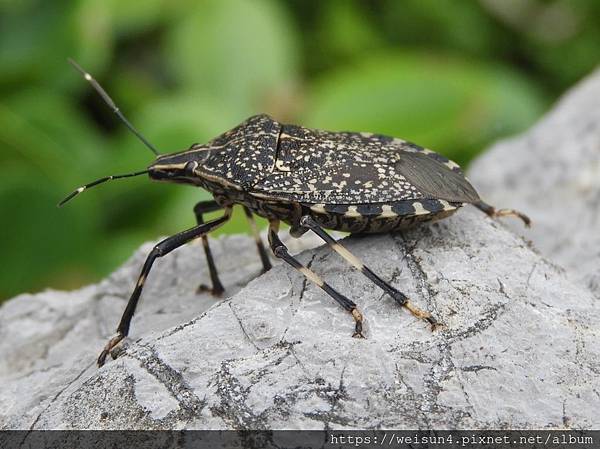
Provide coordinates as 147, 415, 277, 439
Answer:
61, 60, 530, 367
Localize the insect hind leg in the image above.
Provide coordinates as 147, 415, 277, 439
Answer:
242, 206, 272, 273
194, 202, 273, 296
473, 200, 531, 227
267, 220, 365, 338
299, 215, 439, 330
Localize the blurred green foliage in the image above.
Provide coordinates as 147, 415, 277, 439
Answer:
1, 0, 599, 300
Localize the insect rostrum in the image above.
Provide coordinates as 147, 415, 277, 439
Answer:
61, 62, 530, 367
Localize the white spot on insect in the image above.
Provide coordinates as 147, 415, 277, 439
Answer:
84, 73, 92, 81
412, 202, 429, 215
77, 186, 86, 193
280, 132, 301, 140
299, 267, 324, 286
275, 160, 291, 172
345, 206, 361, 217
380, 205, 397, 217
332, 243, 364, 270
444, 160, 460, 170
136, 274, 146, 287
310, 204, 326, 213
439, 200, 456, 211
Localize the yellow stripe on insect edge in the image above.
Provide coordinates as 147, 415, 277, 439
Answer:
412, 202, 429, 215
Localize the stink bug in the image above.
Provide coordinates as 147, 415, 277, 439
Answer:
61, 60, 530, 367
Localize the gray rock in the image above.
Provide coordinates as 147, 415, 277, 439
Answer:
0, 232, 326, 429
2, 72, 600, 430
469, 69, 600, 299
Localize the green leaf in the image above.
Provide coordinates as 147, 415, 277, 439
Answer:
0, 90, 104, 186
315, 1, 383, 62
0, 1, 112, 90
164, 0, 299, 115
0, 168, 101, 299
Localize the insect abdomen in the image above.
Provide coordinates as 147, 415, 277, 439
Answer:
304, 199, 462, 234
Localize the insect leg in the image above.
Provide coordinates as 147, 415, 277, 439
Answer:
299, 215, 439, 329
242, 206, 272, 273
194, 200, 225, 296
267, 220, 365, 338
473, 200, 531, 227
98, 208, 232, 367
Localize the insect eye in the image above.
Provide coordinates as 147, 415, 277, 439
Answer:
184, 161, 198, 175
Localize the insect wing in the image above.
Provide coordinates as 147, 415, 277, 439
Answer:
395, 151, 480, 204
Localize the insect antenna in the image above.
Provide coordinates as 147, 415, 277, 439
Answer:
58, 170, 149, 207
68, 58, 160, 156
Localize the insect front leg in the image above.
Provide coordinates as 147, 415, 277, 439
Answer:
97, 207, 232, 367
473, 200, 531, 227
299, 215, 440, 330
194, 200, 226, 296
267, 220, 365, 338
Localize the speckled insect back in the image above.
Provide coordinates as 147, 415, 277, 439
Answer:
61, 61, 531, 367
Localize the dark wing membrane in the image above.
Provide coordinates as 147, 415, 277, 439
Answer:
395, 151, 480, 203
252, 126, 479, 204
